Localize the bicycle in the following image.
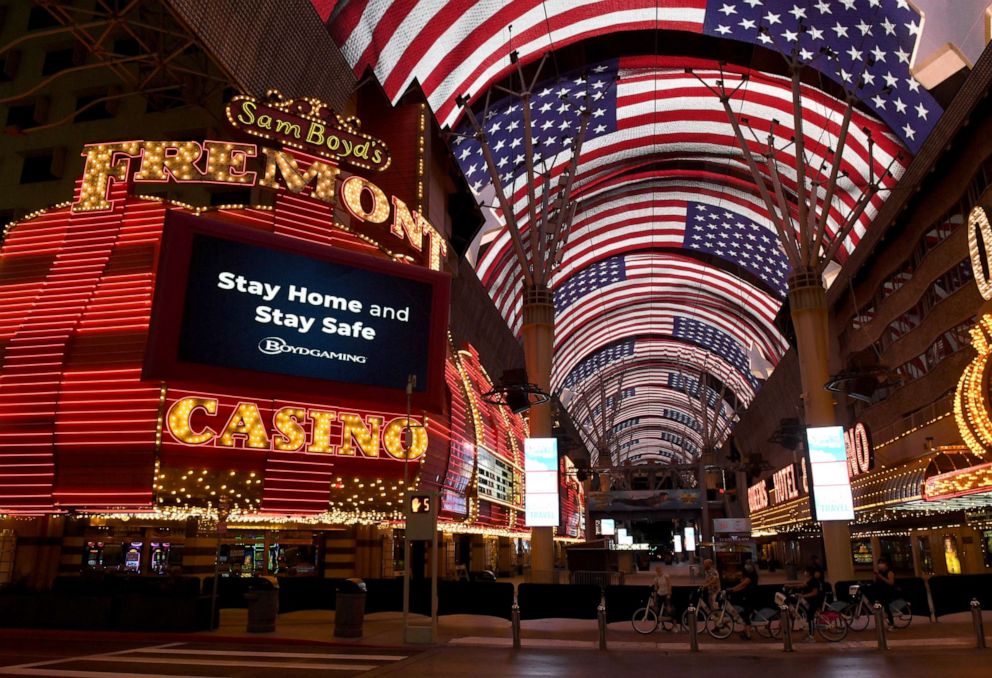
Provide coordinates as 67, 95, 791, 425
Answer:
680, 586, 711, 634
782, 590, 848, 642
705, 590, 782, 639
631, 589, 677, 634
837, 584, 912, 630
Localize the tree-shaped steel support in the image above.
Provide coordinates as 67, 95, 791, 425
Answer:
457, 53, 592, 581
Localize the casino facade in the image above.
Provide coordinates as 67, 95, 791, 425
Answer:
0, 85, 584, 586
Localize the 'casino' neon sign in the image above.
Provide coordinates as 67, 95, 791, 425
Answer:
71, 140, 447, 271
165, 396, 428, 461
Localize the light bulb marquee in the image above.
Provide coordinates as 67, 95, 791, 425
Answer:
953, 313, 992, 459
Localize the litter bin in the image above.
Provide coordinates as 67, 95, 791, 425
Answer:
334, 578, 367, 638
245, 576, 279, 633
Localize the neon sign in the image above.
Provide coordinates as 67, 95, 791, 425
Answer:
844, 422, 874, 477
226, 91, 390, 172
71, 140, 446, 271
164, 395, 427, 460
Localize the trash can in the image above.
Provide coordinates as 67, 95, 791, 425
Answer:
334, 578, 367, 638
245, 576, 279, 633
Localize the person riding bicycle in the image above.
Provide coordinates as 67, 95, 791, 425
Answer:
868, 557, 897, 630
727, 560, 759, 639
794, 565, 824, 642
652, 564, 673, 616
702, 559, 721, 609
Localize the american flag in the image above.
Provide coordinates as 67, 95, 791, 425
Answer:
661, 430, 701, 457
685, 202, 789, 297
672, 316, 758, 388
668, 372, 723, 408
701, 0, 939, 154
318, 1, 937, 152
663, 408, 702, 432
561, 338, 634, 389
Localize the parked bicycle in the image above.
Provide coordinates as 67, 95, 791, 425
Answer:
631, 589, 678, 634
780, 590, 848, 642
836, 583, 912, 630
705, 590, 782, 639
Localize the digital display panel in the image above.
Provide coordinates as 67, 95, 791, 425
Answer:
599, 518, 615, 536
684, 527, 696, 551
524, 438, 559, 527
146, 213, 450, 411
673, 534, 683, 553
477, 447, 517, 506
807, 425, 856, 521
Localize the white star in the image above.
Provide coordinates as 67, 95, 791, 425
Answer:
870, 46, 887, 63
856, 20, 872, 36
788, 4, 806, 20
492, 139, 505, 152
538, 87, 552, 97
739, 18, 756, 30
764, 12, 781, 25
871, 94, 887, 110
593, 123, 607, 133
915, 102, 929, 120
808, 25, 824, 41
458, 147, 472, 161
592, 65, 608, 73
799, 48, 814, 61
839, 0, 856, 9
880, 17, 897, 36
556, 87, 571, 98
895, 47, 910, 64
846, 46, 862, 61
905, 20, 920, 36
719, 3, 737, 16
783, 29, 798, 42
757, 32, 773, 44
831, 22, 848, 38
839, 68, 852, 83
592, 108, 606, 118
814, 0, 830, 13
882, 71, 899, 88
715, 24, 732, 35
906, 78, 921, 92
893, 98, 907, 114
902, 123, 916, 141
862, 71, 875, 86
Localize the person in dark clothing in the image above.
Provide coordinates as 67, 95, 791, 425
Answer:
795, 566, 824, 641
869, 557, 897, 629
728, 560, 759, 639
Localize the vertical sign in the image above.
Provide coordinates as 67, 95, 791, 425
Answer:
673, 534, 683, 553
405, 491, 438, 540
600, 518, 615, 536
684, 527, 696, 551
806, 426, 855, 521
524, 438, 559, 527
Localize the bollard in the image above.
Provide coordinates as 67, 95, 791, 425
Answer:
779, 605, 793, 652
873, 603, 888, 651
971, 599, 986, 649
512, 602, 521, 649
597, 600, 607, 650
687, 605, 699, 652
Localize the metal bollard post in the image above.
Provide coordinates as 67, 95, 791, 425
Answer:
873, 603, 888, 651
511, 602, 521, 649
971, 599, 986, 649
779, 605, 793, 652
598, 600, 607, 650
687, 605, 699, 652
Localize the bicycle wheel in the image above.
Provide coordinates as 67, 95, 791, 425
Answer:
843, 604, 871, 631
891, 600, 912, 628
631, 606, 659, 635
682, 607, 707, 634
815, 611, 849, 642
706, 610, 735, 639
752, 610, 781, 639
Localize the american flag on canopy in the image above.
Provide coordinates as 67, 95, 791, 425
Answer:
561, 339, 634, 389
318, 1, 939, 151
661, 430, 700, 456
662, 408, 702, 432
671, 316, 758, 388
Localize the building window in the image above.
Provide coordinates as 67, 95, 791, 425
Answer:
19, 150, 63, 184
5, 102, 37, 130
41, 47, 76, 76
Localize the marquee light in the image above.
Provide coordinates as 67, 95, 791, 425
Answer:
954, 313, 992, 458
71, 140, 447, 271
968, 205, 992, 300
164, 396, 428, 461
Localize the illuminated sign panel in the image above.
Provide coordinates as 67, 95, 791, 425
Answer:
807, 426, 855, 521
673, 534, 683, 552
226, 92, 391, 171
844, 422, 874, 477
598, 518, 615, 536
747, 481, 769, 513
684, 527, 696, 551
524, 438, 559, 527
476, 447, 516, 506
147, 214, 450, 411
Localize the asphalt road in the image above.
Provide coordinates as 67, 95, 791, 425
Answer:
0, 638, 988, 677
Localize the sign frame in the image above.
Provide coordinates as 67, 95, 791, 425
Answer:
144, 211, 450, 412
806, 425, 856, 522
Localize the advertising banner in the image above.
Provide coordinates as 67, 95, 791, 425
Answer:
147, 213, 450, 411
524, 438, 559, 527
807, 425, 856, 521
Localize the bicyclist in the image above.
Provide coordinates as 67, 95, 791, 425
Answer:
869, 557, 897, 630
727, 560, 759, 639
702, 559, 721, 608
795, 565, 824, 642
652, 564, 672, 616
